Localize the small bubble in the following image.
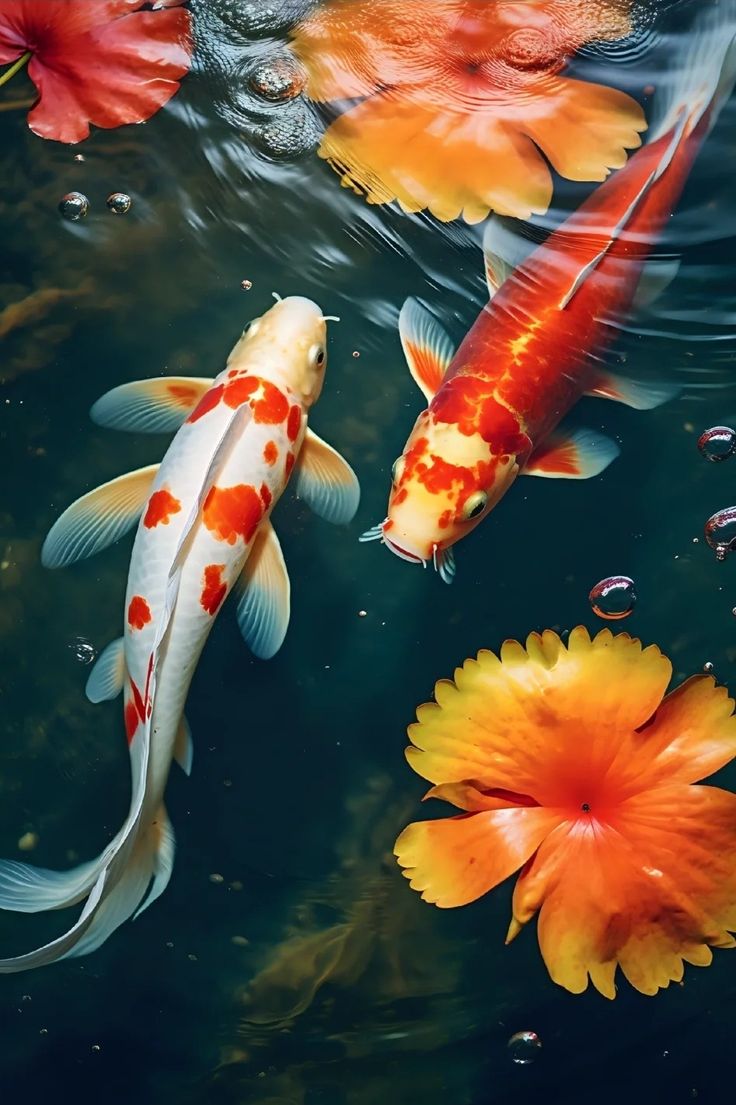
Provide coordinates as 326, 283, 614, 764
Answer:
358, 610, 367, 618
106, 192, 132, 215
187, 953, 198, 962
39, 1028, 48, 1036
209, 873, 224, 884
352, 351, 360, 358
240, 279, 253, 290
697, 426, 736, 462
705, 506, 736, 559
91, 1044, 101, 1053
73, 153, 85, 162
508, 1030, 542, 1065
58, 192, 89, 221
248, 54, 305, 101
704, 662, 715, 674
588, 576, 636, 620
231, 935, 249, 947
68, 636, 96, 665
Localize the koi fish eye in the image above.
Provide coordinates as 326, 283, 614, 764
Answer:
462, 490, 488, 520
308, 344, 325, 368
391, 456, 405, 484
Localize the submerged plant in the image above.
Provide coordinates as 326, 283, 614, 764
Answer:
0, 0, 192, 143
290, 0, 646, 222
395, 626, 736, 997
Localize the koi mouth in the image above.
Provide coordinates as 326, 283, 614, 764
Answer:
359, 521, 456, 584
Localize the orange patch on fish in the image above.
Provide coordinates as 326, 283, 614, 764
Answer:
144, 488, 182, 528
203, 484, 263, 544
223, 375, 259, 408
253, 380, 289, 424
432, 376, 529, 452
168, 383, 199, 403
127, 595, 152, 630
124, 699, 138, 744
201, 563, 227, 616
260, 483, 272, 509
287, 404, 301, 442
263, 440, 278, 466
187, 384, 224, 423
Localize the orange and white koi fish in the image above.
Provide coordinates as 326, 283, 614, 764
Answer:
362, 12, 736, 583
0, 297, 359, 971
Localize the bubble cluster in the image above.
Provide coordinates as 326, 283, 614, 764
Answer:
106, 192, 132, 215
507, 1030, 542, 1065
704, 506, 736, 560
58, 192, 89, 221
697, 426, 736, 462
588, 576, 637, 620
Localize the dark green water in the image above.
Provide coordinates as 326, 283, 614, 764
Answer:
3, 0, 736, 1102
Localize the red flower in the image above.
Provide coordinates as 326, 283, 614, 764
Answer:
0, 0, 192, 144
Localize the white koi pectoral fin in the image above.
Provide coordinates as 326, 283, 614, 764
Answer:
482, 216, 537, 299
90, 377, 214, 433
41, 464, 160, 569
174, 715, 193, 776
523, 429, 620, 479
399, 297, 455, 401
585, 371, 679, 411
85, 637, 126, 703
235, 521, 291, 660
293, 428, 360, 526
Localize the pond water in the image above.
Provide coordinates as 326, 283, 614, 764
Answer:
3, 0, 736, 1102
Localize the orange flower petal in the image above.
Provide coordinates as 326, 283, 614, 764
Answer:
521, 77, 646, 182
406, 627, 672, 804
319, 94, 553, 222
395, 806, 562, 907
510, 785, 736, 998
424, 782, 539, 811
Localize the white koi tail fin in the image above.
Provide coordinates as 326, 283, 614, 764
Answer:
648, 3, 736, 143
0, 804, 174, 972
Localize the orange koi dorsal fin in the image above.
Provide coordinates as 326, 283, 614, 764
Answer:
399, 297, 455, 402
523, 428, 620, 480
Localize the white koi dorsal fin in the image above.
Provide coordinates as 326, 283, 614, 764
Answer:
91, 377, 214, 434
85, 637, 126, 704
399, 298, 455, 401
522, 428, 620, 479
293, 428, 360, 525
173, 715, 193, 776
585, 370, 679, 410
482, 216, 537, 299
235, 521, 291, 660
41, 464, 160, 570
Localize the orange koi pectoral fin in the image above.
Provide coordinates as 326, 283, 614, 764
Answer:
90, 376, 215, 434
292, 428, 360, 525
585, 370, 679, 411
399, 297, 455, 401
235, 520, 291, 660
522, 428, 620, 480
41, 464, 160, 569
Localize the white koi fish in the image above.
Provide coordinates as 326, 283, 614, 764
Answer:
0, 296, 359, 971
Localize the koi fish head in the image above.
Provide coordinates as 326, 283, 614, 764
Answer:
226, 295, 331, 406
361, 410, 521, 583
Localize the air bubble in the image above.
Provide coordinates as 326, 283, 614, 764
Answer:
588, 576, 636, 620
703, 662, 715, 674
697, 426, 736, 462
248, 54, 305, 101
508, 1030, 542, 1065
704, 506, 736, 560
68, 636, 96, 665
241, 279, 253, 290
58, 192, 89, 221
106, 192, 132, 215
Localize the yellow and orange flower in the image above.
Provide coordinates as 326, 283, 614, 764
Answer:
395, 626, 736, 997
290, 0, 646, 222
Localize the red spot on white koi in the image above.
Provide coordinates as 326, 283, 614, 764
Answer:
127, 595, 151, 630
144, 489, 182, 528
220, 375, 290, 424
263, 440, 278, 466
201, 563, 227, 615
260, 483, 272, 509
124, 700, 138, 744
285, 452, 295, 479
187, 384, 224, 423
287, 404, 301, 442
223, 375, 259, 408
203, 484, 263, 544
130, 678, 146, 723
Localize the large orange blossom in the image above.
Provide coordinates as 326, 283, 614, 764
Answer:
395, 627, 736, 997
